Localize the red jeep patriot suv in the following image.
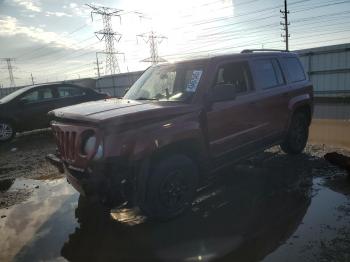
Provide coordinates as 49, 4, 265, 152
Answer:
47, 50, 313, 219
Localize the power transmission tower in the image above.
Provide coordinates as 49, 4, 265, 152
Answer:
137, 31, 167, 65
1, 58, 16, 87
87, 4, 123, 75
94, 53, 103, 78
280, 0, 290, 51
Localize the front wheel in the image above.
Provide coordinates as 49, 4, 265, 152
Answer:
140, 154, 198, 220
0, 121, 15, 143
281, 112, 309, 154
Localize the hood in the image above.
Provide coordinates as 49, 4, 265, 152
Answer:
50, 98, 200, 126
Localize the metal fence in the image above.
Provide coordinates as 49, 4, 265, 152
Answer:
298, 43, 350, 97
0, 71, 143, 99
96, 71, 143, 97
0, 86, 24, 99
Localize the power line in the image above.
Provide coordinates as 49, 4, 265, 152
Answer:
16, 23, 90, 59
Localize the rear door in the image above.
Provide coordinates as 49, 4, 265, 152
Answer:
17, 86, 56, 130
54, 85, 90, 109
280, 56, 309, 100
206, 60, 271, 158
249, 57, 290, 136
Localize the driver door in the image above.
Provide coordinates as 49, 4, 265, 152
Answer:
206, 60, 269, 158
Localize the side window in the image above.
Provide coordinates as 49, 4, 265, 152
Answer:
284, 57, 306, 83
57, 86, 85, 98
252, 59, 283, 89
215, 61, 251, 94
21, 90, 39, 102
21, 88, 53, 103
272, 59, 285, 85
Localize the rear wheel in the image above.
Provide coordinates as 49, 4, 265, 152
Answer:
281, 112, 309, 154
0, 121, 15, 143
140, 154, 198, 220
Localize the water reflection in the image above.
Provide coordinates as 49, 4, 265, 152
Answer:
61, 157, 313, 262
3, 150, 348, 262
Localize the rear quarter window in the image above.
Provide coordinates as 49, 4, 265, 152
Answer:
57, 86, 86, 98
283, 57, 306, 83
251, 59, 284, 89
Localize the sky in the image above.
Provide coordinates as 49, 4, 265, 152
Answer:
0, 0, 350, 87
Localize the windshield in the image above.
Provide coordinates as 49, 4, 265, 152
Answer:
0, 86, 32, 104
124, 64, 204, 102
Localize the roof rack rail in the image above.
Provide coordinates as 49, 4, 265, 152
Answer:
241, 49, 288, 53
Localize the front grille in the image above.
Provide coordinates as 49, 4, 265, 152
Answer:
51, 123, 98, 169
54, 129, 77, 163
52, 124, 80, 164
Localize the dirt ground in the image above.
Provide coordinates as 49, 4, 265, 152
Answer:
0, 130, 350, 262
0, 130, 63, 208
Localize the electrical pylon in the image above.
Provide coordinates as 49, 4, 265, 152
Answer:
137, 31, 167, 65
87, 4, 123, 75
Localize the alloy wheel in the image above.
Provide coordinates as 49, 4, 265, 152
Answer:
0, 123, 13, 141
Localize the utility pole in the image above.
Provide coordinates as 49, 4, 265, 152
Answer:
280, 0, 290, 51
87, 4, 123, 75
94, 53, 103, 78
137, 31, 167, 65
1, 58, 16, 87
30, 73, 35, 85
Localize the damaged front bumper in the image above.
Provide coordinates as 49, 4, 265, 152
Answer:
46, 154, 133, 203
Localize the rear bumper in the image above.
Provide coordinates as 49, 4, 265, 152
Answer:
46, 154, 133, 203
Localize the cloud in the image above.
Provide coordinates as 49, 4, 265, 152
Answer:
63, 2, 89, 18
45, 11, 72, 17
12, 0, 41, 12
0, 15, 80, 49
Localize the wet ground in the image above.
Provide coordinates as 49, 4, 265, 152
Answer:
0, 103, 350, 262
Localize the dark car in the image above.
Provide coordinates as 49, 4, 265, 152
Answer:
0, 83, 108, 142
47, 50, 313, 219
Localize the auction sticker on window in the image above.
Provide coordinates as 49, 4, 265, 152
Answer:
186, 70, 203, 92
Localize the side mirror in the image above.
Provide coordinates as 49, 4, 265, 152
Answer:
210, 84, 237, 102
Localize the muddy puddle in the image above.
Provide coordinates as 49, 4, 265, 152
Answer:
0, 151, 349, 262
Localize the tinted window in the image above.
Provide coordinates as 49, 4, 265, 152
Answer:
284, 57, 306, 82
20, 88, 54, 103
272, 60, 285, 85
215, 61, 251, 94
57, 86, 85, 98
252, 59, 283, 89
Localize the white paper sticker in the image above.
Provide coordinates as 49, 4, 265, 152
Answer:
186, 70, 203, 92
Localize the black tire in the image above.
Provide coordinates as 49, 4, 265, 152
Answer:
281, 112, 309, 155
0, 120, 15, 143
140, 154, 198, 220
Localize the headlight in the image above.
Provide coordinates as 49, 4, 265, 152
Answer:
81, 131, 104, 160
94, 143, 103, 160
83, 135, 96, 155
